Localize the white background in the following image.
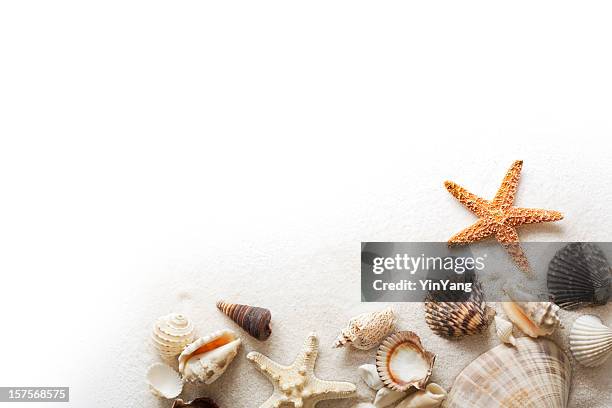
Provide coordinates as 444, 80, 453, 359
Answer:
1, 2, 611, 407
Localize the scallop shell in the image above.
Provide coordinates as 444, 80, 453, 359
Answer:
334, 307, 397, 350
146, 363, 183, 399
445, 337, 571, 408
569, 315, 612, 367
494, 316, 516, 346
502, 287, 560, 338
172, 398, 219, 408
152, 313, 196, 358
547, 243, 611, 309
358, 363, 384, 390
374, 387, 406, 408
424, 283, 495, 337
216, 300, 272, 341
178, 329, 241, 384
396, 383, 446, 408
376, 331, 436, 392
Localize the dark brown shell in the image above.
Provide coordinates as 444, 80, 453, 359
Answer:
172, 398, 219, 408
216, 300, 272, 341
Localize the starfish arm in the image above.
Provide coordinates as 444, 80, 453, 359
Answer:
444, 181, 491, 217
506, 207, 564, 226
495, 225, 531, 274
448, 219, 496, 245
257, 394, 284, 408
307, 378, 357, 406
492, 160, 523, 210
294, 333, 319, 373
247, 351, 288, 382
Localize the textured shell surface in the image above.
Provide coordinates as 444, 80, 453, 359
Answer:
334, 307, 397, 350
569, 314, 612, 367
358, 364, 384, 390
374, 387, 406, 408
172, 398, 219, 408
424, 283, 495, 337
502, 286, 560, 338
494, 316, 516, 346
444, 337, 571, 408
376, 331, 436, 392
178, 329, 241, 384
396, 383, 446, 408
146, 363, 183, 399
216, 300, 272, 341
548, 243, 611, 309
152, 313, 196, 358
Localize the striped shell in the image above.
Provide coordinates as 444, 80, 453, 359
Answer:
376, 331, 436, 392
569, 315, 612, 367
152, 313, 196, 358
216, 300, 272, 341
424, 283, 495, 337
334, 307, 397, 350
547, 243, 611, 309
445, 337, 571, 408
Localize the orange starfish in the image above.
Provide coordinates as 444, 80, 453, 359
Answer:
445, 160, 563, 274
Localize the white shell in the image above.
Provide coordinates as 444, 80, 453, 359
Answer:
494, 316, 516, 346
352, 404, 376, 408
152, 313, 196, 358
334, 307, 397, 350
396, 383, 446, 408
146, 363, 183, 399
374, 387, 406, 408
569, 315, 612, 367
502, 287, 560, 338
358, 364, 384, 390
178, 329, 241, 384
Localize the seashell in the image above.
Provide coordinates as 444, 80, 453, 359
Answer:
569, 315, 612, 367
445, 337, 571, 408
424, 283, 495, 337
374, 387, 406, 408
178, 329, 241, 384
146, 363, 183, 399
358, 364, 384, 390
376, 331, 436, 392
334, 307, 397, 350
172, 398, 219, 408
547, 243, 611, 309
152, 313, 196, 358
502, 286, 560, 338
216, 300, 272, 341
352, 404, 376, 408
494, 316, 516, 346
396, 383, 446, 408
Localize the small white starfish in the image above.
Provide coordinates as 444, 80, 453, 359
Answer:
247, 333, 357, 408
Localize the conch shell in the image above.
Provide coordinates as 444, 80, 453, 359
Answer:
146, 363, 183, 399
172, 398, 219, 408
396, 383, 446, 408
216, 300, 272, 341
152, 313, 196, 358
334, 307, 397, 350
178, 329, 241, 384
569, 314, 612, 367
502, 286, 560, 338
374, 387, 406, 408
494, 316, 516, 346
376, 331, 436, 392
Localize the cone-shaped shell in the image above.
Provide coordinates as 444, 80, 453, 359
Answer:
548, 243, 611, 309
494, 316, 516, 346
178, 329, 241, 384
146, 363, 183, 399
569, 315, 612, 367
152, 313, 196, 358
334, 307, 397, 350
502, 286, 560, 338
445, 337, 571, 408
376, 331, 436, 392
216, 300, 271, 341
424, 283, 495, 337
172, 398, 219, 408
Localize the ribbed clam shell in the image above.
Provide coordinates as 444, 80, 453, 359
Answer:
445, 337, 571, 408
334, 307, 397, 350
569, 315, 612, 367
376, 331, 436, 392
172, 398, 219, 408
152, 313, 196, 358
146, 363, 183, 399
424, 283, 495, 337
547, 243, 611, 309
216, 300, 271, 341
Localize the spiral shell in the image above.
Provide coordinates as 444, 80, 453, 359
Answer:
547, 243, 611, 309
334, 307, 397, 350
152, 313, 196, 358
424, 283, 495, 337
216, 300, 272, 341
376, 331, 436, 392
502, 286, 560, 338
569, 315, 612, 367
172, 398, 219, 408
396, 383, 446, 408
494, 316, 516, 346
